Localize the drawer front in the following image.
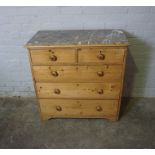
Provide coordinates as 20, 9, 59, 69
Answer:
39, 99, 118, 118
78, 48, 125, 64
36, 83, 121, 99
30, 48, 76, 65
33, 65, 122, 82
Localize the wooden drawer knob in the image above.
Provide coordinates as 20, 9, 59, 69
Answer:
97, 54, 105, 60
51, 71, 58, 77
50, 55, 57, 61
97, 89, 104, 94
96, 106, 102, 112
54, 89, 61, 94
56, 106, 62, 111
97, 71, 104, 77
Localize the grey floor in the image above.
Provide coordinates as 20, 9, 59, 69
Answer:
0, 97, 154, 149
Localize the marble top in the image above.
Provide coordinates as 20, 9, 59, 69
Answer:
26, 30, 128, 46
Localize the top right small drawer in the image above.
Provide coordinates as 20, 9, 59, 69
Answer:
78, 48, 125, 65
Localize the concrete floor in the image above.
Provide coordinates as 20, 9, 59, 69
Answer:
0, 97, 154, 149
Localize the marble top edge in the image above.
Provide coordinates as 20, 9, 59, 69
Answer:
26, 29, 128, 46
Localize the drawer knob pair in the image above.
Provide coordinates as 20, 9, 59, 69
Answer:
96, 106, 102, 112
54, 89, 61, 94
97, 89, 104, 94
50, 55, 57, 61
56, 106, 62, 111
51, 71, 59, 77
97, 54, 105, 60
97, 71, 104, 77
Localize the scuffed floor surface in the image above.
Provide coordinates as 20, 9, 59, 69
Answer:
0, 97, 154, 149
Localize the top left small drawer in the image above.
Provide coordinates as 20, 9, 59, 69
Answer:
30, 48, 76, 65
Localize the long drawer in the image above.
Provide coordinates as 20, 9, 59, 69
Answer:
36, 83, 121, 99
33, 65, 122, 82
39, 99, 118, 118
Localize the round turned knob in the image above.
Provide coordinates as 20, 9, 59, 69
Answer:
96, 106, 102, 112
56, 106, 62, 111
97, 71, 104, 77
97, 89, 104, 94
97, 54, 105, 60
54, 89, 61, 94
51, 71, 58, 77
50, 55, 57, 61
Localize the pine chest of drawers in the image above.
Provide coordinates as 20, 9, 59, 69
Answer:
25, 30, 128, 121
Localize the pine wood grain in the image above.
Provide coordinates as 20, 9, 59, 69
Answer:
39, 99, 118, 120
79, 48, 124, 64
30, 48, 77, 65
36, 82, 121, 99
32, 65, 122, 83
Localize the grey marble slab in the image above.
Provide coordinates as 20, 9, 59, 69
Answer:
26, 30, 128, 46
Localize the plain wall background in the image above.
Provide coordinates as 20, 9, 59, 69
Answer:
0, 6, 155, 97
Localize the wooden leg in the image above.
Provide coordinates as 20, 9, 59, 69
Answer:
41, 114, 51, 121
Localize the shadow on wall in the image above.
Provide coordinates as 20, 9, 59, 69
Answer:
120, 31, 152, 117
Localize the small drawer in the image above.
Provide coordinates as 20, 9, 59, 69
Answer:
33, 65, 122, 83
30, 48, 76, 65
78, 48, 125, 64
36, 83, 121, 99
39, 99, 118, 119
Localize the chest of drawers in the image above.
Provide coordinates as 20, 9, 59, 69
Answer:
25, 30, 128, 121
